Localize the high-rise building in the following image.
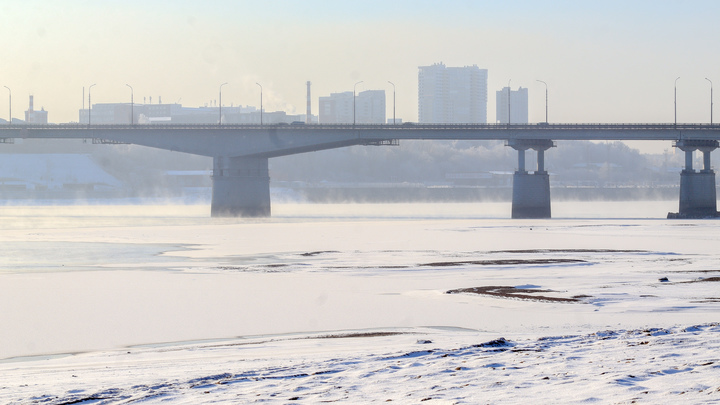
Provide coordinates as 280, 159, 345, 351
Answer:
418, 63, 488, 123
496, 87, 529, 124
319, 90, 386, 124
319, 92, 353, 124
355, 90, 386, 124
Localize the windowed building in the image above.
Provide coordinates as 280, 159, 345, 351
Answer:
79, 103, 310, 125
319, 91, 353, 124
418, 63, 488, 123
496, 86, 529, 124
319, 90, 385, 124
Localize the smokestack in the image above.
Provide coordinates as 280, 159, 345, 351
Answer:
306, 81, 311, 124
29, 95, 34, 112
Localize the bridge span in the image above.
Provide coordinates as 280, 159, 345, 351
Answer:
1, 123, 719, 218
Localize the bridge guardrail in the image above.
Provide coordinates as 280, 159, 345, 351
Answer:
1, 123, 720, 131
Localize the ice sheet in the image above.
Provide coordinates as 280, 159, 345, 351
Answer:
0, 202, 718, 403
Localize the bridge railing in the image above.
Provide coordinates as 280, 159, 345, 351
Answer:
1, 123, 720, 131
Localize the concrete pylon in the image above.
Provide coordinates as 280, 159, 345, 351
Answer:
211, 156, 271, 217
669, 140, 720, 218
507, 139, 555, 219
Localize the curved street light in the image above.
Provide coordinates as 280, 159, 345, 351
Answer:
219, 82, 228, 125
674, 77, 680, 126
3, 86, 10, 125
125, 84, 134, 125
88, 83, 96, 125
353, 81, 363, 125
706, 77, 713, 125
256, 82, 263, 125
388, 81, 396, 124
536, 79, 548, 123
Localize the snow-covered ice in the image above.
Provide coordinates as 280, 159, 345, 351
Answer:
4, 325, 719, 404
0, 201, 719, 403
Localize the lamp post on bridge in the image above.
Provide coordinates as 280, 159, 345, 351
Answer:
706, 77, 713, 125
125, 84, 134, 125
388, 81, 396, 124
88, 83, 96, 126
674, 77, 680, 126
256, 82, 263, 125
353, 81, 363, 125
3, 86, 10, 125
536, 79, 548, 123
219, 82, 228, 125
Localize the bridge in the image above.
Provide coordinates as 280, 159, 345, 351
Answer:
2, 123, 719, 218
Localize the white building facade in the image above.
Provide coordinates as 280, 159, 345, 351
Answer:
496, 87, 529, 124
319, 90, 386, 124
79, 103, 310, 125
418, 63, 488, 123
319, 92, 353, 124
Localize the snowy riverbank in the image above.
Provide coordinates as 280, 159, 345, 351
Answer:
0, 202, 719, 403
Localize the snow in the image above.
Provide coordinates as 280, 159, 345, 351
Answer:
0, 202, 719, 403
4, 324, 720, 404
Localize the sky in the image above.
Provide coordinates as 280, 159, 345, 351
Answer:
2, 0, 720, 152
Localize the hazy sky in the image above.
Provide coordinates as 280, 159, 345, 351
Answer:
2, 0, 719, 138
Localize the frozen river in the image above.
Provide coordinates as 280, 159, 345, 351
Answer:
1, 200, 719, 403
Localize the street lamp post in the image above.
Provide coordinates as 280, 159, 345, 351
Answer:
353, 81, 363, 125
706, 77, 713, 125
256, 82, 263, 125
126, 84, 134, 125
674, 77, 680, 126
2, 86, 10, 125
88, 83, 96, 125
219, 82, 228, 125
388, 81, 396, 124
507, 79, 512, 125
536, 79, 548, 123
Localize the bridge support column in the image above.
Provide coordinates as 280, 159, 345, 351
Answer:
508, 139, 555, 219
669, 140, 720, 218
211, 156, 271, 217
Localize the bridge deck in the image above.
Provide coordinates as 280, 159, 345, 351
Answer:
1, 123, 720, 142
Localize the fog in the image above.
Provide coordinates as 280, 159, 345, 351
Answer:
0, 138, 691, 203
1, 1, 715, 202
4, 2, 720, 402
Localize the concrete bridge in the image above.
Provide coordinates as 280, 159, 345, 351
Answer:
2, 123, 719, 218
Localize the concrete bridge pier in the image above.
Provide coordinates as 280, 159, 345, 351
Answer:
211, 156, 271, 217
671, 140, 720, 218
508, 139, 555, 219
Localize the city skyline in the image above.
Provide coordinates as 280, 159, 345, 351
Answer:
2, 1, 720, 152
